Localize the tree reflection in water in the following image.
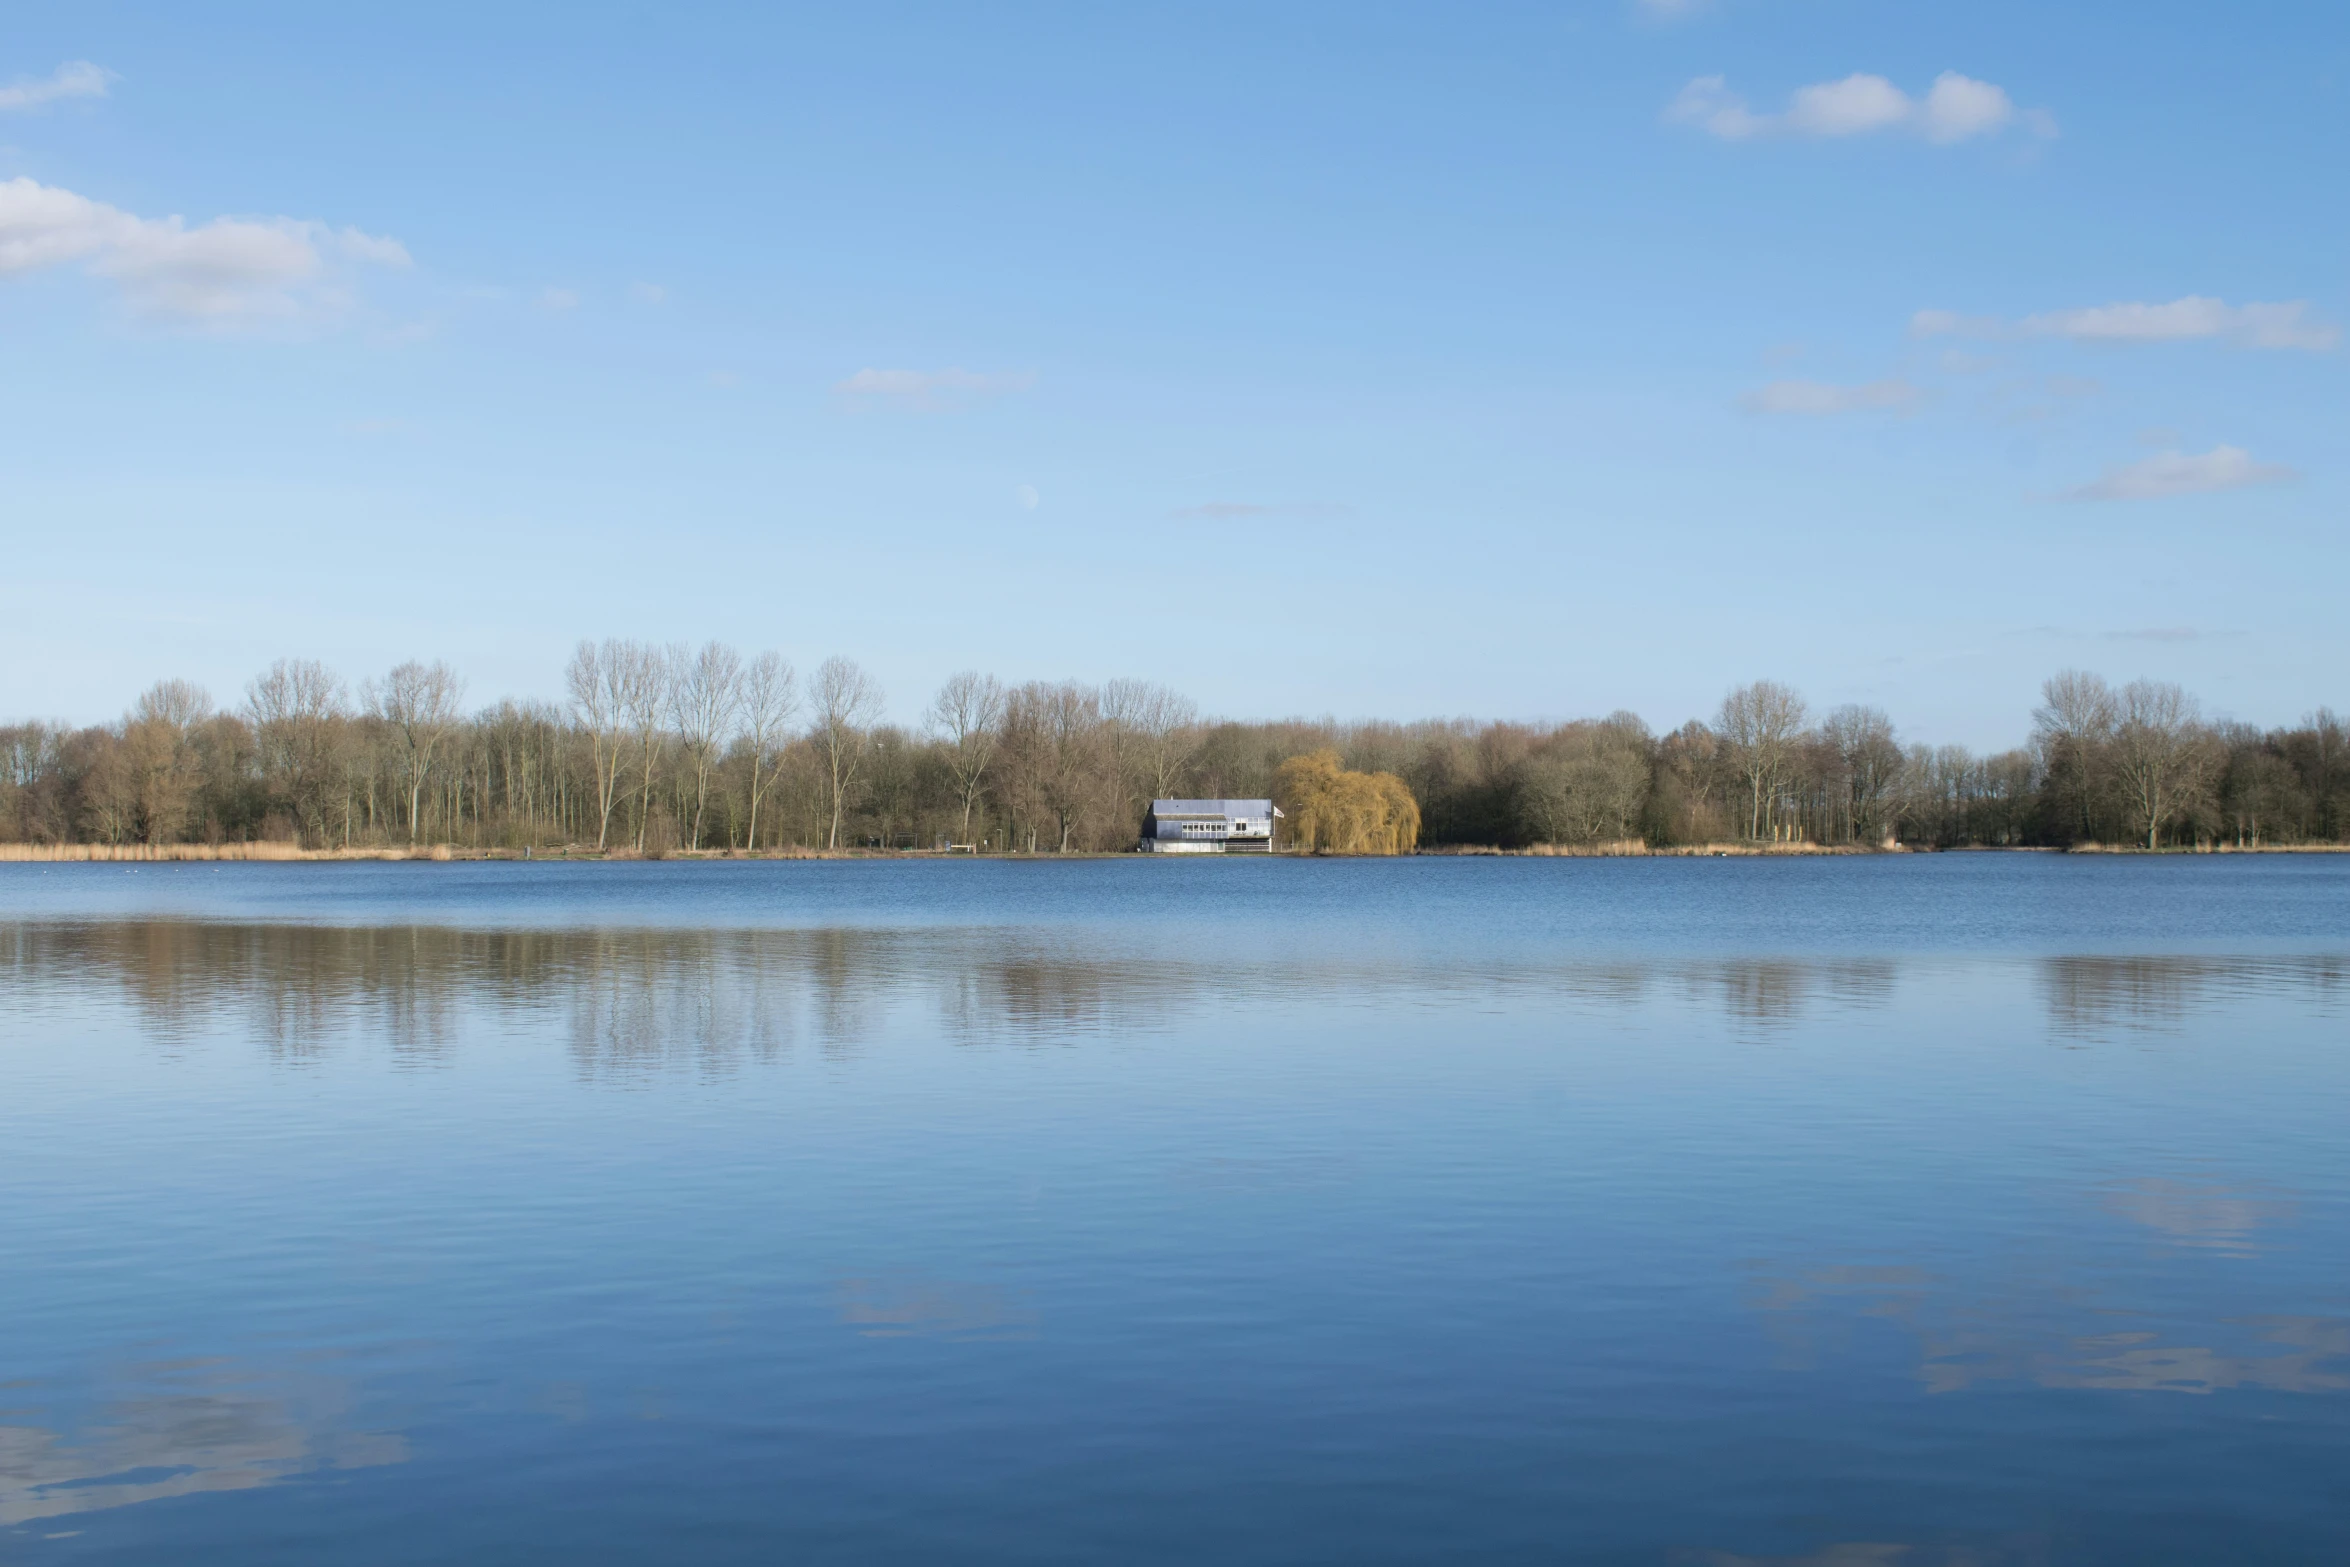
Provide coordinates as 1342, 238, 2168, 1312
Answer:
2, 923, 2344, 1067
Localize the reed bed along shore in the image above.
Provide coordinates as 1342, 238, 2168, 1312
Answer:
5, 839, 2342, 865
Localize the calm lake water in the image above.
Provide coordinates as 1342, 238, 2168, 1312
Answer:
2, 856, 2346, 1565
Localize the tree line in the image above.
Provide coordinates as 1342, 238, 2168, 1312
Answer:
1, 647, 2343, 853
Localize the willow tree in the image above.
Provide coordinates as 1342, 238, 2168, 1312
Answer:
1274, 749, 1420, 854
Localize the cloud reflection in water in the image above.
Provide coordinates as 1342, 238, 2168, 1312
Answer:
0, 1358, 404, 1527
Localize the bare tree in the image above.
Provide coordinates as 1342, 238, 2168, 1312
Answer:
927, 671, 1006, 844
248, 658, 348, 844
622, 643, 675, 850
125, 679, 212, 844
2296, 707, 2346, 840
671, 641, 743, 851
1717, 680, 1809, 841
1823, 704, 1903, 846
565, 640, 635, 851
1104, 678, 1199, 812
370, 661, 465, 844
1027, 680, 1105, 851
2033, 669, 2119, 844
738, 651, 798, 850
811, 656, 883, 849
2113, 679, 2209, 849
1519, 714, 1652, 845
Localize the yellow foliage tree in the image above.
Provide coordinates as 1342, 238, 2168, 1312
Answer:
1273, 749, 1421, 855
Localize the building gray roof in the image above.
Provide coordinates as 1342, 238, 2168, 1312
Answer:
1150, 799, 1272, 817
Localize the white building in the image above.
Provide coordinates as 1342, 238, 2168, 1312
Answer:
1140, 799, 1279, 853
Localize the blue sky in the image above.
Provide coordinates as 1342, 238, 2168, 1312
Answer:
2, 2, 2343, 747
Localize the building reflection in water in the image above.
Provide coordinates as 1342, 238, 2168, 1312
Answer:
2, 923, 2344, 1066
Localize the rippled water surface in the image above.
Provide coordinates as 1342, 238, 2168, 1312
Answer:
3, 857, 2346, 1564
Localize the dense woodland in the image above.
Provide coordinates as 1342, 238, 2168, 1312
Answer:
2, 643, 2344, 853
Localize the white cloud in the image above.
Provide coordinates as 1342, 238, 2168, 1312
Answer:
1635, 0, 1708, 18
1740, 377, 1923, 415
2061, 444, 2296, 502
631, 281, 667, 304
1669, 70, 2047, 143
1014, 484, 1039, 510
538, 286, 580, 310
1918, 71, 2021, 143
836, 367, 1036, 408
0, 175, 408, 326
0, 60, 113, 113
1664, 77, 1767, 139
1784, 73, 1913, 137
1913, 296, 2337, 351
2028, 297, 2334, 350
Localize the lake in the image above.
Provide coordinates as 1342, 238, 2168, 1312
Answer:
2, 856, 2345, 1564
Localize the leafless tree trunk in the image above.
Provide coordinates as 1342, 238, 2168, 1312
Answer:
1717, 680, 1808, 841
1029, 681, 1104, 851
2033, 669, 2119, 844
2113, 679, 2206, 849
565, 640, 632, 851
811, 656, 883, 849
927, 671, 1005, 843
621, 644, 675, 851
1104, 678, 1199, 820
369, 661, 466, 844
248, 659, 349, 845
1823, 704, 1902, 846
739, 652, 798, 850
671, 642, 742, 851
126, 679, 211, 844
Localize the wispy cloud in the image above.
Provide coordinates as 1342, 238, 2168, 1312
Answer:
538, 286, 580, 310
1740, 377, 1923, 416
0, 60, 113, 113
1669, 71, 2050, 143
835, 367, 1036, 409
630, 281, 667, 304
2104, 627, 2202, 642
2061, 444, 2296, 502
1634, 0, 1708, 18
1914, 296, 2336, 352
0, 176, 409, 327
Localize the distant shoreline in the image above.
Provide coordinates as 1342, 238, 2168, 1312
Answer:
4, 841, 2345, 865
